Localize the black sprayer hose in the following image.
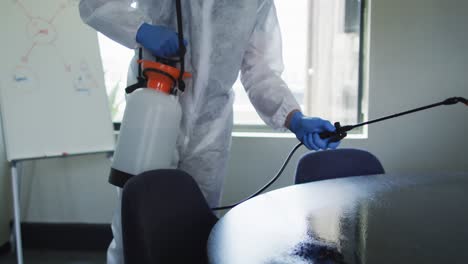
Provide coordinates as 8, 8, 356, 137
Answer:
212, 142, 303, 211
175, 0, 186, 92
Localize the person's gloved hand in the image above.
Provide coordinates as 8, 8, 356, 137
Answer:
136, 23, 187, 58
289, 111, 340, 151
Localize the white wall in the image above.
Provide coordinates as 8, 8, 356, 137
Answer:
0, 0, 467, 240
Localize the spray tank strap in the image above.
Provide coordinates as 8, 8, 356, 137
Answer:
175, 0, 186, 93
125, 48, 146, 94
125, 77, 146, 94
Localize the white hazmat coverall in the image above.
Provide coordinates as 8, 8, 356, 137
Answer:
79, 0, 300, 263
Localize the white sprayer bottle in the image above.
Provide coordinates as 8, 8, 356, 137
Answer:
109, 59, 191, 187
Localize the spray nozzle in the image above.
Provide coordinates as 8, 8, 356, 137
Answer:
458, 97, 467, 106
442, 97, 468, 106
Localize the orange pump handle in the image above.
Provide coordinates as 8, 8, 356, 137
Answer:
138, 60, 191, 94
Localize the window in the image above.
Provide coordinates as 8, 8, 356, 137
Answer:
97, 33, 133, 122
235, 0, 365, 128
99, 0, 366, 130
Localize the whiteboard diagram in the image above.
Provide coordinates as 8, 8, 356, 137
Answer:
0, 0, 115, 161
11, 0, 98, 96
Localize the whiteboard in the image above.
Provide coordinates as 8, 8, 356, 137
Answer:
0, 0, 115, 161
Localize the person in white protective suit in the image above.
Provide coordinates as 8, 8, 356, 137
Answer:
79, 0, 341, 263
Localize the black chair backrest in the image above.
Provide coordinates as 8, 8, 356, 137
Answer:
122, 169, 218, 264
295, 148, 385, 184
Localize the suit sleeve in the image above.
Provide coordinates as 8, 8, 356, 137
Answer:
79, 0, 151, 48
240, 0, 301, 130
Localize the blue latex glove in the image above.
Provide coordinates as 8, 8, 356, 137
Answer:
289, 111, 340, 151
136, 23, 187, 58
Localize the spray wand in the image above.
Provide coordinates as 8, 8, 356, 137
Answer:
212, 96, 467, 211
319, 97, 467, 142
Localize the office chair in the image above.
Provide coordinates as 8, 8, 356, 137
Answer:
295, 148, 385, 184
121, 169, 218, 264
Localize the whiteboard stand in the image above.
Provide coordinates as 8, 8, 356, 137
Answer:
9, 151, 114, 264
11, 161, 23, 264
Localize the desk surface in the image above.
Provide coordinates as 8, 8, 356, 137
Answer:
208, 172, 468, 264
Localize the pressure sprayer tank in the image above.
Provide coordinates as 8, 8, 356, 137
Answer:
109, 60, 191, 187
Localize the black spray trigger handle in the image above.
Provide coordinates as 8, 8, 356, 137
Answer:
319, 122, 351, 143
